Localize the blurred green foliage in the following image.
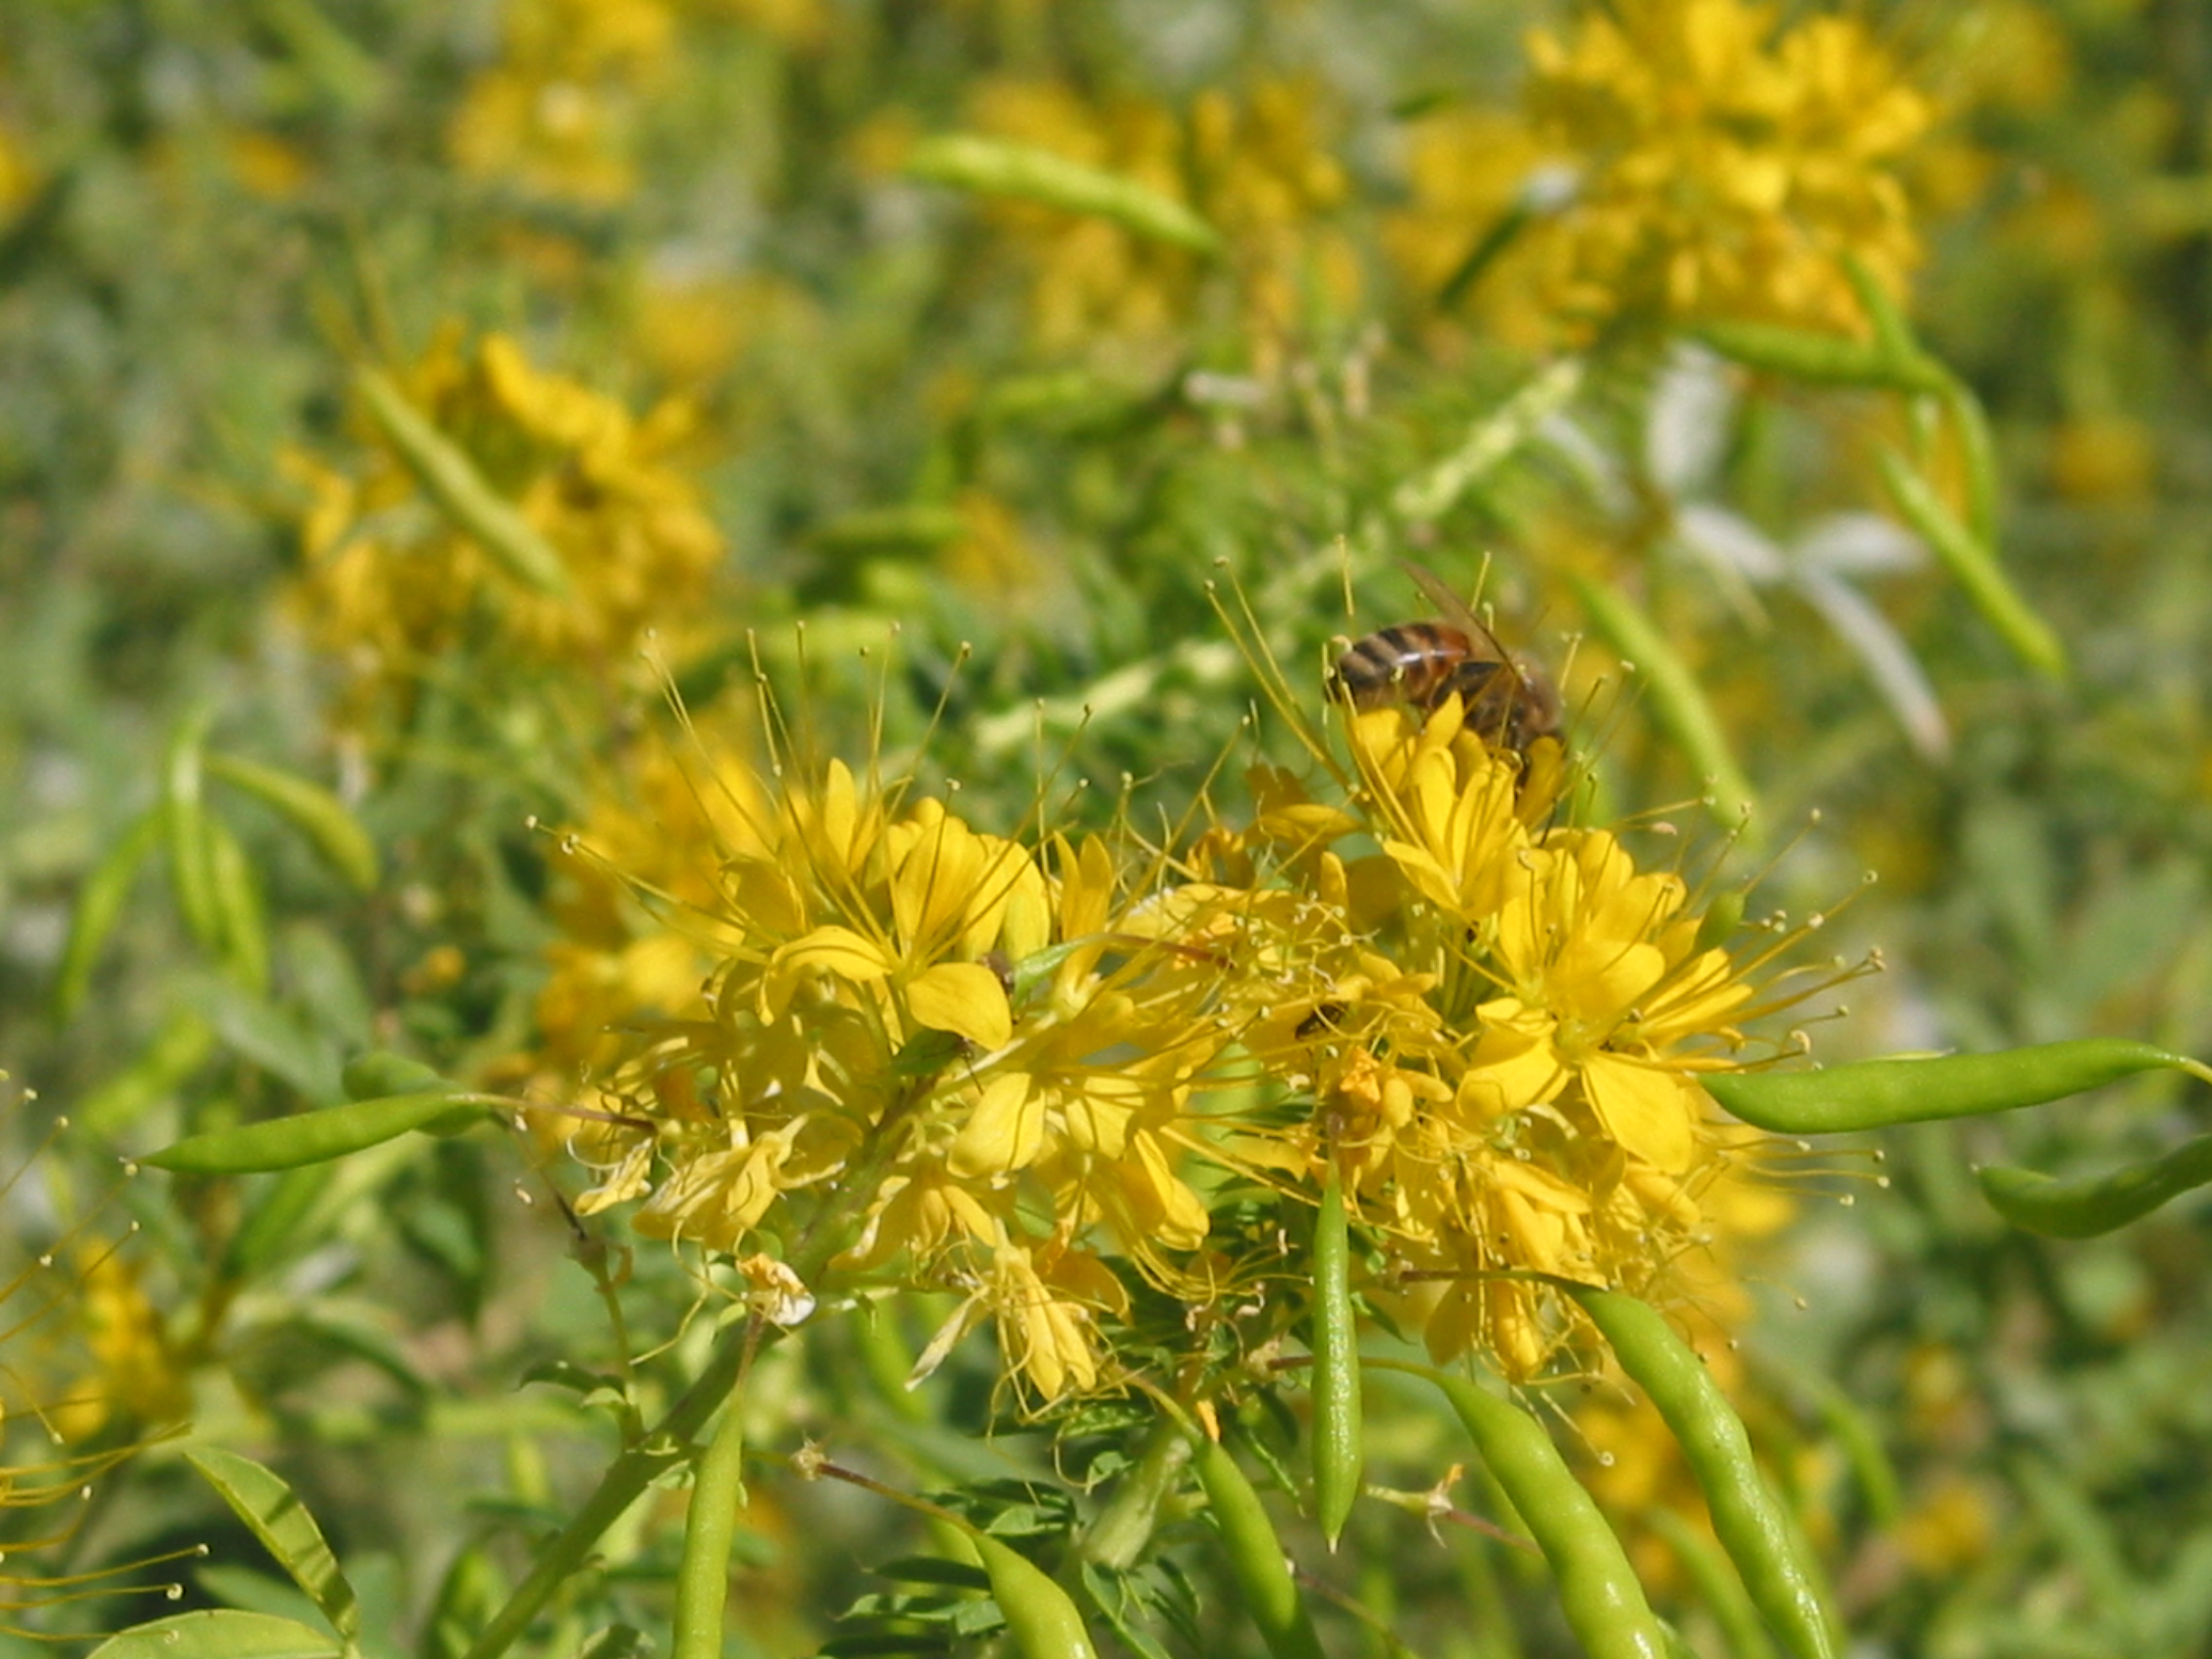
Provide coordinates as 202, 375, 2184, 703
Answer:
5, 2, 2212, 1656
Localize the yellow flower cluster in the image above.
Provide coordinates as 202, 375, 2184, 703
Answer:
564, 685, 1789, 1399
448, 0, 823, 203
448, 0, 675, 203
569, 756, 1263, 1400
288, 328, 722, 728
1396, 0, 1931, 339
965, 77, 1358, 373
1224, 699, 1768, 1376
523, 714, 764, 1094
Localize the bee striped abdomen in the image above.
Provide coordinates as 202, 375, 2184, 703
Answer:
1331, 622, 1481, 710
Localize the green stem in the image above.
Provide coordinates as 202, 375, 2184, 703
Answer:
461, 1080, 933, 1659
671, 1357, 755, 1659
459, 1323, 756, 1659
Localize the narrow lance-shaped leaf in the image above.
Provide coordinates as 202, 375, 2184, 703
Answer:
1569, 571, 1754, 830
54, 807, 163, 1021
204, 811, 272, 995
206, 751, 380, 891
185, 1446, 361, 1646
163, 714, 224, 954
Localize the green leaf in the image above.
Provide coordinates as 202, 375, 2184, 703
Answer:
874, 1556, 994, 1591
206, 751, 381, 892
88, 1610, 344, 1659
78, 1007, 216, 1137
54, 807, 162, 1021
192, 974, 344, 1104
185, 1447, 361, 1645
1570, 572, 1754, 830
573, 1628, 651, 1659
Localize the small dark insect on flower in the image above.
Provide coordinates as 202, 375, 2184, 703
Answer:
1329, 562, 1562, 756
1296, 1002, 1348, 1039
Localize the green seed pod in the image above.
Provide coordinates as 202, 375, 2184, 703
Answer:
1703, 1039, 2210, 1134
671, 1399, 751, 1659
1693, 320, 1904, 389
1383, 1360, 1666, 1659
1187, 1430, 1328, 1659
1977, 1132, 2212, 1238
342, 1051, 459, 1101
1310, 1161, 1363, 1550
146, 1090, 492, 1175
206, 750, 380, 892
1571, 1290, 1837, 1659
971, 1531, 1101, 1659
905, 134, 1223, 257
355, 366, 572, 599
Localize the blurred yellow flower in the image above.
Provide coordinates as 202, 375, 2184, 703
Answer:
2, 1103, 197, 1621
1385, 106, 1563, 350
965, 76, 1358, 374
0, 117, 33, 222
1521, 0, 1934, 334
287, 327, 724, 729
448, 0, 677, 203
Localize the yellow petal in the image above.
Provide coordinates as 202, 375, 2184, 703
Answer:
1581, 1051, 1698, 1172
1459, 1006, 1567, 1121
1123, 1130, 1209, 1252
907, 961, 1014, 1050
761, 925, 892, 1016
950, 1071, 1048, 1179
775, 925, 893, 980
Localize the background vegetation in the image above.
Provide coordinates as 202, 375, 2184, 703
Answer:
5, 2, 2212, 1655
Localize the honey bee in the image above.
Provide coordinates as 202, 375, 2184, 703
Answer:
1329, 562, 1563, 756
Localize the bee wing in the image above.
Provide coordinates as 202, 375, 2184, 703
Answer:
1398, 559, 1510, 659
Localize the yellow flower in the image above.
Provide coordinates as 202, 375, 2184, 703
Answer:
1520, 0, 1934, 334
567, 743, 1271, 1401
567, 636, 1827, 1397
448, 0, 676, 203
965, 76, 1357, 374
1, 1099, 196, 1620
1227, 692, 1788, 1377
1384, 106, 1563, 350
288, 327, 724, 730
1484, 830, 1751, 1172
